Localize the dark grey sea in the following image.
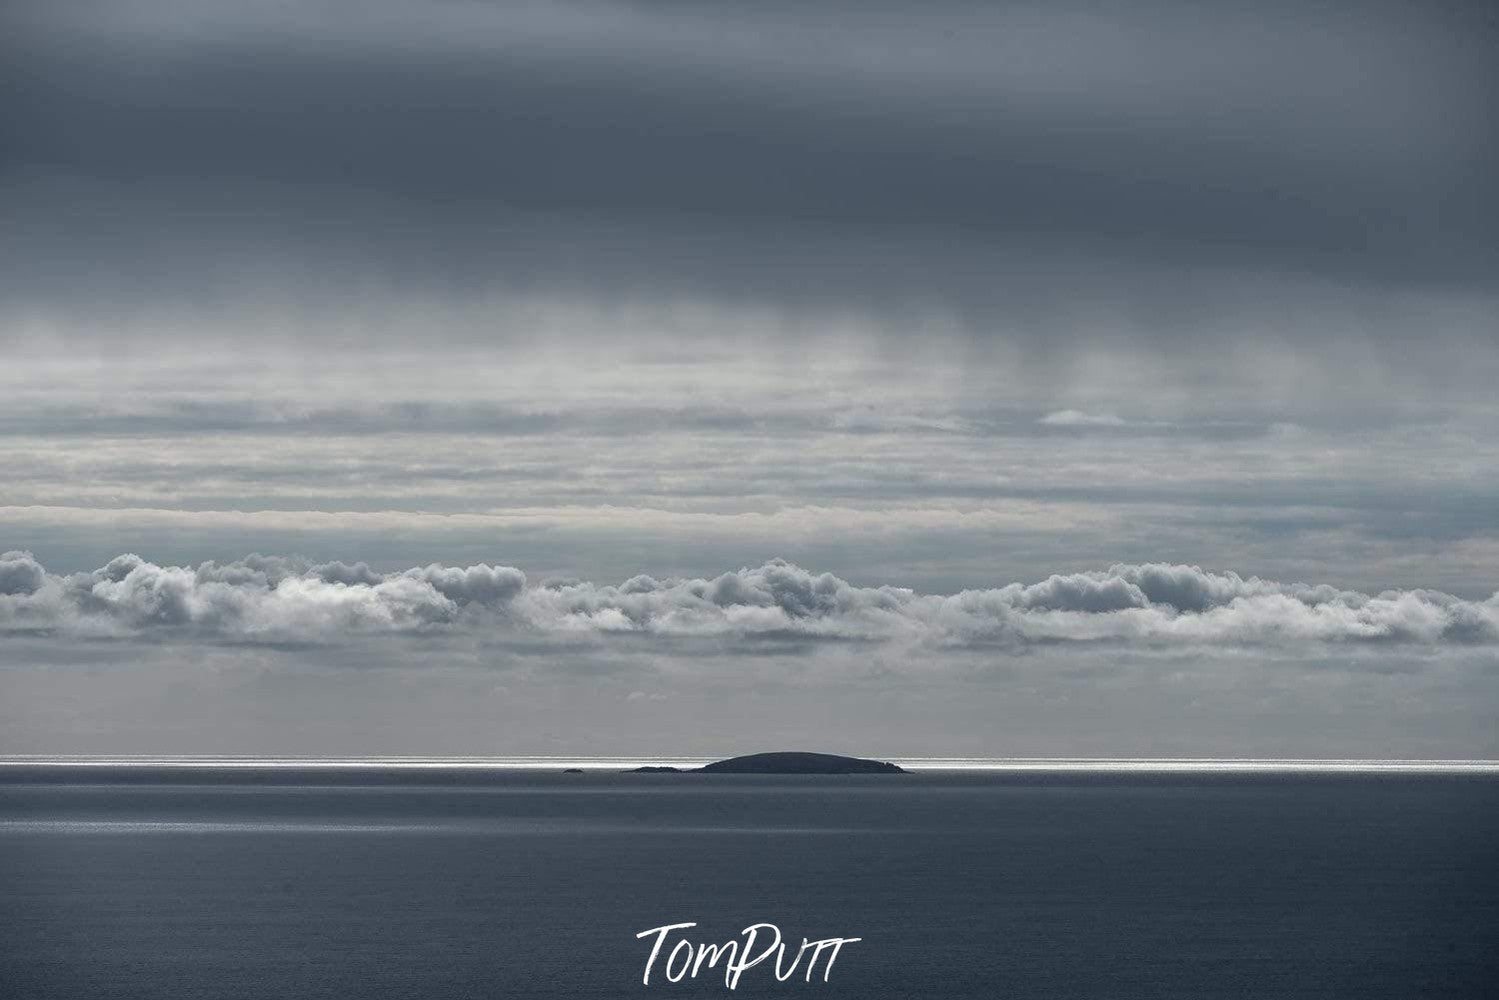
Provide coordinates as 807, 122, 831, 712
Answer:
2, 766, 1495, 998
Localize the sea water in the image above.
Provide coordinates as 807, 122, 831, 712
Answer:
2, 764, 1495, 998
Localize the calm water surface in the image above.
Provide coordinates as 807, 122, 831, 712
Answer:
2, 768, 1495, 998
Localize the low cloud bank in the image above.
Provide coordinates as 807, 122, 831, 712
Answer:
1, 551, 1495, 648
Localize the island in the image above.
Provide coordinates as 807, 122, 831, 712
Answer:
699, 752, 906, 774
620, 752, 906, 774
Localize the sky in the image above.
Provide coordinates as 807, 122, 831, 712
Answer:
2, 0, 1496, 757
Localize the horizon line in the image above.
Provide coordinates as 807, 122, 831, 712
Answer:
2, 755, 1497, 773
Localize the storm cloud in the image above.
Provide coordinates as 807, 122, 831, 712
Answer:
7, 1, 1495, 272
4, 0, 1497, 369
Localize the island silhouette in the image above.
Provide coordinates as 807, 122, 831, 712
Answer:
623, 752, 906, 774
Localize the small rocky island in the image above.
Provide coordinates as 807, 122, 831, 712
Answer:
626, 752, 906, 774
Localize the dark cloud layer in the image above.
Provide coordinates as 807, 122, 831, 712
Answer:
4, 0, 1496, 338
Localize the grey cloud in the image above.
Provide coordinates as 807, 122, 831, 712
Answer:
309, 561, 383, 587
0, 551, 47, 596
1, 552, 516, 634
410, 563, 527, 605
0, 394, 1344, 443
5, 175, 1496, 420
3, 0, 1496, 331
2, 552, 1495, 650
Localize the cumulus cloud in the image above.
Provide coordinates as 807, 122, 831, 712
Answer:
0, 550, 48, 596
1, 552, 1495, 651
0, 552, 514, 637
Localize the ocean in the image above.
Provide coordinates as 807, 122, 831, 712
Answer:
2, 762, 1496, 998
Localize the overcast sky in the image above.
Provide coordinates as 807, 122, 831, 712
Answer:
2, 0, 1496, 757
